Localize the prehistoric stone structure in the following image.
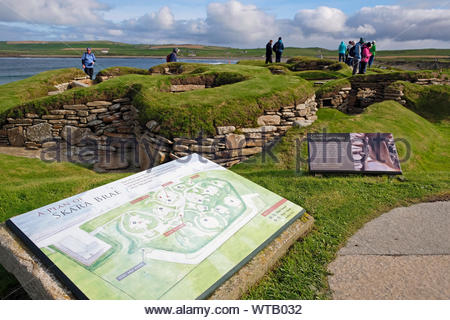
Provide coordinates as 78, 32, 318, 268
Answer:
0, 95, 318, 171
316, 76, 450, 114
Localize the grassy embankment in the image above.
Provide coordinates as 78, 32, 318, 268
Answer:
0, 68, 85, 114
1, 62, 314, 138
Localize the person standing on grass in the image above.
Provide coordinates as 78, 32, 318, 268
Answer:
265, 40, 273, 64
352, 38, 364, 75
368, 41, 376, 68
359, 42, 372, 74
338, 41, 346, 62
346, 41, 355, 66
273, 37, 284, 63
81, 47, 96, 80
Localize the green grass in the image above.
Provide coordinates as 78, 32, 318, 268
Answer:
1, 100, 449, 299
233, 101, 450, 299
0, 68, 85, 114
0, 155, 130, 299
390, 81, 450, 123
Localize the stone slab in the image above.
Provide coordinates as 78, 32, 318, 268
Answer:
0, 213, 314, 300
339, 201, 450, 256
0, 224, 75, 299
328, 255, 450, 299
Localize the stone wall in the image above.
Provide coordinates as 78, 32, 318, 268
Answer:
316, 76, 449, 114
0, 95, 318, 170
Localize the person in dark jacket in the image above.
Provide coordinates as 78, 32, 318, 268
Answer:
265, 40, 273, 64
352, 38, 364, 75
168, 48, 179, 62
273, 37, 284, 63
81, 47, 96, 80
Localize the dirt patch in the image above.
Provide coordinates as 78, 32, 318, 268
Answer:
150, 44, 205, 49
6, 41, 49, 44
61, 48, 109, 51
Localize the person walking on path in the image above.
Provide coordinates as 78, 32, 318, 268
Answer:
359, 42, 372, 74
352, 38, 364, 75
368, 41, 376, 68
167, 48, 179, 62
265, 40, 273, 64
81, 47, 96, 80
273, 37, 284, 63
338, 41, 346, 62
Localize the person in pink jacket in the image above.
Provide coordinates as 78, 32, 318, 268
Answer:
359, 42, 372, 74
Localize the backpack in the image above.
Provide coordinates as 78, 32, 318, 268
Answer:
273, 42, 279, 53
349, 46, 356, 57
166, 54, 171, 62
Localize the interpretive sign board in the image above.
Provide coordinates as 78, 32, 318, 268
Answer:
307, 133, 402, 174
7, 154, 305, 299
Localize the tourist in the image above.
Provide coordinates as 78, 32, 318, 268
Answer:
346, 41, 355, 66
265, 40, 273, 64
352, 38, 364, 75
167, 48, 179, 62
369, 41, 376, 68
359, 42, 372, 74
273, 37, 284, 63
338, 41, 346, 62
81, 47, 96, 80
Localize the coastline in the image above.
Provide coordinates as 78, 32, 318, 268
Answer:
0, 54, 247, 60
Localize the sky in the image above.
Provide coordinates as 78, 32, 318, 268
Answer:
0, 0, 450, 49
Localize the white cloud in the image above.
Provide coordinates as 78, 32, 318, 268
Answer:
206, 0, 277, 45
1, 1, 450, 49
0, 0, 108, 26
107, 29, 124, 36
294, 6, 347, 34
348, 5, 450, 41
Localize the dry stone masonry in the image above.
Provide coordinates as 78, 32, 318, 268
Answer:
0, 95, 318, 171
316, 76, 450, 114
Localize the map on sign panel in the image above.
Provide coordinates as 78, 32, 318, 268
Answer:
8, 154, 305, 299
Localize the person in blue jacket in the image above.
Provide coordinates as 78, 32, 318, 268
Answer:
168, 48, 179, 62
273, 37, 284, 63
352, 38, 364, 75
338, 41, 346, 62
81, 48, 96, 80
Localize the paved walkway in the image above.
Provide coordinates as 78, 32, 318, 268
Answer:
0, 146, 41, 159
328, 201, 450, 299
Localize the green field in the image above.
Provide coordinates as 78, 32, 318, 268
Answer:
1, 41, 449, 61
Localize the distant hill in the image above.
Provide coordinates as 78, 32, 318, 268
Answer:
0, 41, 449, 61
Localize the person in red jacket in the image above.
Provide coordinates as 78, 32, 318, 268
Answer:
359, 42, 372, 74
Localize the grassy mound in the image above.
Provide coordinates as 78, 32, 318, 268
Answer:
0, 68, 85, 114
390, 81, 450, 123
315, 78, 351, 99
295, 70, 348, 80
96, 66, 150, 78
1, 63, 314, 138
351, 69, 449, 82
